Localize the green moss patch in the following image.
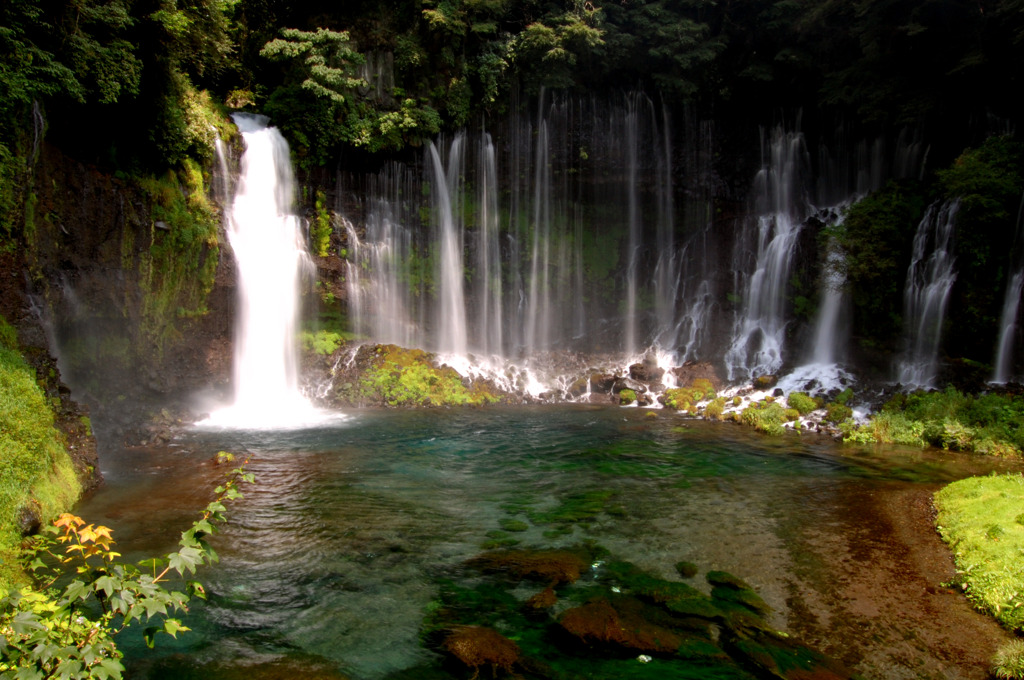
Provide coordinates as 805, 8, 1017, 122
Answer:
0, 345, 81, 588
935, 474, 1024, 631
356, 345, 498, 406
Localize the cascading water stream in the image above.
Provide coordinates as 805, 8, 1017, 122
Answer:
202, 114, 321, 428
474, 134, 503, 356
992, 191, 1024, 384
897, 199, 960, 387
725, 129, 808, 381
993, 270, 1024, 383
428, 137, 469, 354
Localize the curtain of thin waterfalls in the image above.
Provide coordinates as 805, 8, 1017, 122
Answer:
338, 92, 691, 363
344, 163, 420, 348
897, 199, 960, 387
212, 114, 312, 425
725, 128, 809, 381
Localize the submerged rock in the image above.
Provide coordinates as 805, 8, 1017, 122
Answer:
467, 548, 589, 586
558, 597, 682, 654
441, 626, 520, 677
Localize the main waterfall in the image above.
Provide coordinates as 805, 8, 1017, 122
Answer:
203, 114, 321, 427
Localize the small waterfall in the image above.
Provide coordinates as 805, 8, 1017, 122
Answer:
203, 114, 317, 427
897, 199, 960, 387
810, 238, 847, 365
623, 94, 644, 355
474, 133, 503, 355
993, 270, 1024, 383
725, 129, 809, 381
992, 193, 1024, 384
523, 117, 553, 353
652, 104, 679, 350
428, 136, 468, 354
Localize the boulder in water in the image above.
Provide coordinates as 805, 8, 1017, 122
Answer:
442, 626, 520, 676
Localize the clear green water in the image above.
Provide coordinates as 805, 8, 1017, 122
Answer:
76, 406, 1015, 679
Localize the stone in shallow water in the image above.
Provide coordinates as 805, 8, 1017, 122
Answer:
441, 626, 520, 677
558, 597, 683, 654
467, 548, 589, 585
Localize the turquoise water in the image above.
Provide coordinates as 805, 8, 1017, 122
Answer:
77, 406, 1015, 679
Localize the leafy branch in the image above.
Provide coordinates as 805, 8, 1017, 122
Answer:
0, 454, 253, 679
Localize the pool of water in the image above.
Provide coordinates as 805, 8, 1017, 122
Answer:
77, 406, 1017, 679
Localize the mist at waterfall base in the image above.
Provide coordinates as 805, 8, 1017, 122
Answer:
198, 115, 345, 429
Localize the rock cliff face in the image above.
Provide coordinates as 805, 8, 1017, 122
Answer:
17, 144, 235, 445
0, 249, 98, 492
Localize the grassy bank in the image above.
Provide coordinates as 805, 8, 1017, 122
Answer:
934, 473, 1024, 631
844, 387, 1024, 456
0, 317, 81, 588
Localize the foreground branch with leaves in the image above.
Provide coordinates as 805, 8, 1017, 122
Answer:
0, 454, 252, 679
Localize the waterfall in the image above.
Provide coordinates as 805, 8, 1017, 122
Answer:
202, 114, 316, 427
992, 192, 1024, 384
993, 270, 1024, 383
474, 133, 504, 355
725, 129, 809, 381
652, 104, 679, 350
428, 136, 469, 354
344, 163, 421, 347
810, 236, 848, 365
897, 199, 960, 387
623, 94, 643, 355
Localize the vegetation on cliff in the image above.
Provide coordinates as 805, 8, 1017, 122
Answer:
0, 315, 81, 587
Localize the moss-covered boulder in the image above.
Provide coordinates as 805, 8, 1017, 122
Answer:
441, 626, 520, 677
467, 548, 589, 586
331, 344, 504, 407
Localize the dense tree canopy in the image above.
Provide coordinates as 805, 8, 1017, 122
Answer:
2, 0, 1021, 173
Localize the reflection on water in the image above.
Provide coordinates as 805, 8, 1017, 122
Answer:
77, 406, 1018, 679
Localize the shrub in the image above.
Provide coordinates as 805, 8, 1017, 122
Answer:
824, 403, 852, 425
786, 391, 817, 415
842, 411, 925, 446
0, 462, 252, 678
704, 397, 726, 420
691, 378, 715, 400
741, 402, 787, 436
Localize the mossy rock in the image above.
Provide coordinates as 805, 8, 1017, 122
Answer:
786, 391, 818, 415
499, 519, 530, 532
467, 548, 590, 585
675, 561, 699, 578
558, 597, 683, 654
441, 626, 520, 677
